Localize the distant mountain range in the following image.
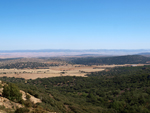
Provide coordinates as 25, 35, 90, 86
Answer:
0, 49, 150, 53
0, 49, 150, 58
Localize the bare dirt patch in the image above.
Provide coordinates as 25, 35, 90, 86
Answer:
20, 90, 41, 104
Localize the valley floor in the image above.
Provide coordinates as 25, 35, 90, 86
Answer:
0, 64, 148, 79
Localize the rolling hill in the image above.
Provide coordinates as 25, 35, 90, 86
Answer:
69, 55, 150, 65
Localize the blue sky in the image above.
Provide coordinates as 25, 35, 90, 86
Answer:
0, 0, 150, 50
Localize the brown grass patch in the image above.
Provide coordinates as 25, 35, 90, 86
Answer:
0, 64, 149, 80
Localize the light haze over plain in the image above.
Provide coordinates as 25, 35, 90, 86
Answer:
0, 0, 150, 50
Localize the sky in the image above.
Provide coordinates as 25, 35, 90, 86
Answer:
0, 0, 150, 50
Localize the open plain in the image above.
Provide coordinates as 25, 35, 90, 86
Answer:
0, 63, 148, 79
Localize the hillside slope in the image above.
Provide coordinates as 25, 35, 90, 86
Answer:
70, 55, 150, 65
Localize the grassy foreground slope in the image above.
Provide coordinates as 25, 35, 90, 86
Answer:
69, 55, 150, 65
0, 65, 150, 112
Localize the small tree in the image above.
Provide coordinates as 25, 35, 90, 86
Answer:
15, 107, 29, 113
2, 83, 22, 102
26, 94, 31, 100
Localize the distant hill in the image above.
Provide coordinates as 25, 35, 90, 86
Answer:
0, 58, 21, 61
1, 49, 150, 58
137, 52, 150, 55
136, 52, 150, 57
70, 55, 150, 65
75, 54, 110, 57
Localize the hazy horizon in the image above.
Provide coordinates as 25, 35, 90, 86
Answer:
0, 49, 150, 58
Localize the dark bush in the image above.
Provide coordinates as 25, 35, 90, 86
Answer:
15, 107, 29, 113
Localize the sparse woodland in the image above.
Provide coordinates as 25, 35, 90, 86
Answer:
0, 62, 60, 69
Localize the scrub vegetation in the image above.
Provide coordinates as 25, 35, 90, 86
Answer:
1, 65, 150, 112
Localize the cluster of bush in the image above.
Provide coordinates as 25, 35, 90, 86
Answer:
0, 62, 59, 69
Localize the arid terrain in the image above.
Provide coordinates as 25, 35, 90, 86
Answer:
0, 63, 148, 79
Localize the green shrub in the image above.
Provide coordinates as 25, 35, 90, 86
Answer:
24, 100, 33, 107
2, 83, 22, 102
15, 107, 30, 113
26, 94, 31, 100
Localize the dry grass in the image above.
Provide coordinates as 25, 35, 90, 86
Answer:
0, 64, 148, 80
